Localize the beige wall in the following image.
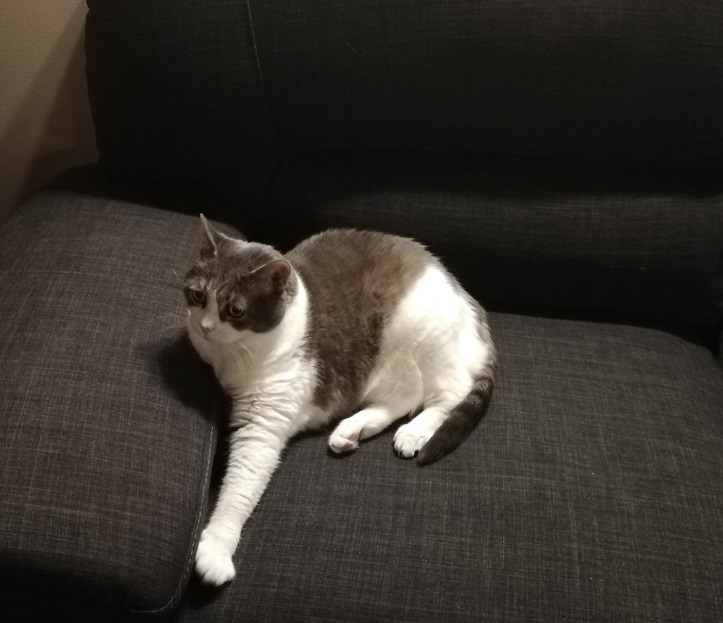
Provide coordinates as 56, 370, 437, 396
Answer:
0, 1, 98, 226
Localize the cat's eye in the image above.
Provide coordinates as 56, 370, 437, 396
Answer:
228, 305, 245, 319
189, 289, 206, 305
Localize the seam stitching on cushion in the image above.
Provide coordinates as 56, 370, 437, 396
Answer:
245, 0, 286, 151
130, 411, 217, 618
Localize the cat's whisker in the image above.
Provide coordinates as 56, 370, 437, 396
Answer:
153, 309, 189, 337
156, 310, 185, 320
234, 349, 246, 377
155, 312, 187, 327
163, 270, 188, 292
227, 344, 247, 377
236, 342, 259, 368
224, 343, 241, 371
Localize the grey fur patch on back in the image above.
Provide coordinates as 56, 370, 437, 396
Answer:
285, 229, 433, 414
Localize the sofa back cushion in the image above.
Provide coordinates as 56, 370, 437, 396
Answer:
85, 1, 723, 332
251, 153, 723, 331
86, 0, 723, 186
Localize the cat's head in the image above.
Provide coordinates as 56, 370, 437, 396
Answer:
183, 216, 296, 345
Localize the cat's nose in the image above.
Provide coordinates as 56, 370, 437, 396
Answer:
200, 321, 214, 335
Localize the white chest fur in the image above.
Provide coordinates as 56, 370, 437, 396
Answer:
188, 277, 318, 429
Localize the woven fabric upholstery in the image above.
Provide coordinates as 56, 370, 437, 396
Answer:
0, 190, 224, 621
251, 0, 723, 168
175, 312, 723, 623
6, 0, 722, 619
85, 0, 279, 201
85, 0, 723, 333
253, 154, 723, 332
86, 0, 723, 185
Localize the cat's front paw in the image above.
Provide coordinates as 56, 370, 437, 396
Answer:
195, 529, 236, 586
393, 422, 430, 458
328, 430, 360, 454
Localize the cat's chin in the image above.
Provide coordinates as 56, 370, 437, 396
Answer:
197, 333, 235, 346
205, 330, 248, 347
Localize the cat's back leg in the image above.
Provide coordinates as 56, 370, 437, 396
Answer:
393, 325, 494, 461
328, 322, 428, 454
328, 405, 408, 453
393, 398, 461, 459
328, 375, 422, 453
389, 265, 494, 462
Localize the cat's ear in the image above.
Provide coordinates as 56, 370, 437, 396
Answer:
254, 259, 293, 295
199, 214, 228, 259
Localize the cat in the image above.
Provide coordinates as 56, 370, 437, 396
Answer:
184, 215, 496, 586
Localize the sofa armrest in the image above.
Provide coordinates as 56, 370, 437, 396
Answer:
0, 183, 223, 621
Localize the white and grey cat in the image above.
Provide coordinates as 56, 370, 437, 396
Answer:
184, 215, 495, 586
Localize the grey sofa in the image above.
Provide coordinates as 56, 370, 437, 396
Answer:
1, 1, 722, 621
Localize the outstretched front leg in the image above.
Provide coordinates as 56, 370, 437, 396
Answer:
196, 413, 292, 586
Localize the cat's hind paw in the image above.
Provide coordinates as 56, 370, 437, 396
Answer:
328, 430, 360, 454
393, 422, 430, 459
195, 531, 236, 586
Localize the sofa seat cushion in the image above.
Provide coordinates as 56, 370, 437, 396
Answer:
0, 187, 224, 621
176, 313, 723, 622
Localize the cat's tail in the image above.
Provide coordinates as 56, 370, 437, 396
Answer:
416, 351, 496, 467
